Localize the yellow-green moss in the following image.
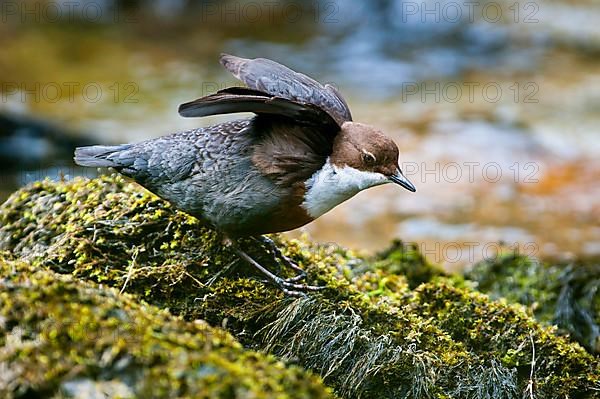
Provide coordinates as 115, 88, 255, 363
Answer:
0, 258, 331, 399
467, 253, 600, 354
1, 176, 599, 399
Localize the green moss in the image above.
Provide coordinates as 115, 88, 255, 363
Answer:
1, 176, 599, 399
0, 258, 330, 399
410, 282, 597, 396
467, 253, 600, 353
370, 240, 446, 289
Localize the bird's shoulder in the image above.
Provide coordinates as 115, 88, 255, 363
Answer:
250, 116, 334, 187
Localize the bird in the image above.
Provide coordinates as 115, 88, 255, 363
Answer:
74, 53, 416, 295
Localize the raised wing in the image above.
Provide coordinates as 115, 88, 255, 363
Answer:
220, 53, 352, 127
178, 87, 339, 131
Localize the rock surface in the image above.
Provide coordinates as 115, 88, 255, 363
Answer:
0, 175, 598, 398
0, 259, 330, 399
467, 253, 600, 354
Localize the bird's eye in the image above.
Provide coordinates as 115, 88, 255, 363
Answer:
362, 151, 376, 165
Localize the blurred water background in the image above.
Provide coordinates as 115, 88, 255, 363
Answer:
1, 0, 599, 270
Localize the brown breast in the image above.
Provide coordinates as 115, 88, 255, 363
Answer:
232, 183, 314, 236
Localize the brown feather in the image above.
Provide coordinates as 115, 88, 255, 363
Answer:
251, 116, 334, 187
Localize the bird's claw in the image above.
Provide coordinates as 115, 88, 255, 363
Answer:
283, 271, 307, 283
274, 276, 326, 297
231, 236, 326, 296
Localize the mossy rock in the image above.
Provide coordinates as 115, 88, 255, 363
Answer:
0, 258, 330, 399
1, 176, 599, 398
467, 253, 600, 354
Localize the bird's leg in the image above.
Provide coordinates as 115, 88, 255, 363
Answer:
253, 235, 306, 282
232, 246, 324, 296
222, 237, 324, 296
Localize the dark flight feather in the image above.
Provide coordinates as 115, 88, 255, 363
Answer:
178, 88, 339, 131
219, 54, 352, 127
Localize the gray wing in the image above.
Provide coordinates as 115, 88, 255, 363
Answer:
178, 87, 339, 131
220, 53, 352, 127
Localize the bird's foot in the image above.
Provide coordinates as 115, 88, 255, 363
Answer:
229, 239, 324, 296
282, 273, 306, 283
270, 275, 325, 297
254, 235, 307, 282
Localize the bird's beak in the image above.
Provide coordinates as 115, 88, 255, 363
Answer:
389, 169, 416, 192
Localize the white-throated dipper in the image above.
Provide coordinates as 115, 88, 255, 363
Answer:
74, 54, 416, 295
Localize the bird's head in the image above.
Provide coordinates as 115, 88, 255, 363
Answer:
301, 121, 416, 219
330, 121, 416, 192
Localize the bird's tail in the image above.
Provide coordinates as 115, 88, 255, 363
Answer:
74, 144, 132, 168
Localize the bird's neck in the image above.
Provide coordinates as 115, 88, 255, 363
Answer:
300, 158, 389, 218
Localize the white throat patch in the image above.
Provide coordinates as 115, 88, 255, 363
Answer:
301, 159, 389, 218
